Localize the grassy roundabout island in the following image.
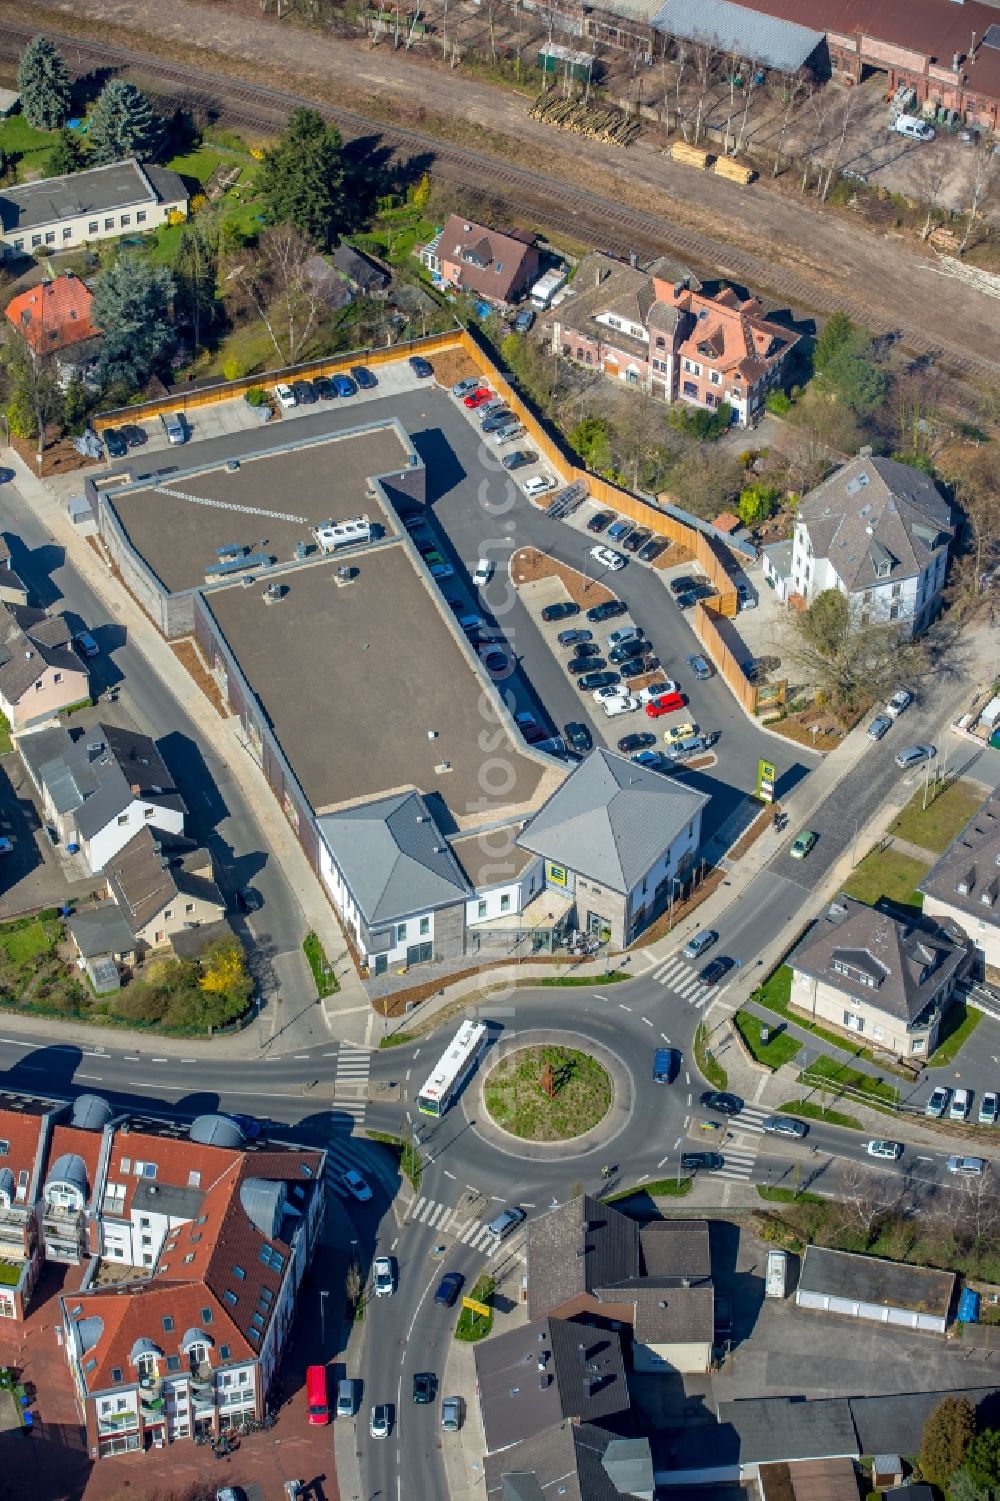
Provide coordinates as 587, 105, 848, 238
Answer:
483, 1044, 612, 1141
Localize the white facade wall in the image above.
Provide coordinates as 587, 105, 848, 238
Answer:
2, 196, 186, 260
923, 893, 1000, 973
633, 1338, 712, 1374
627, 816, 703, 924
83, 799, 186, 875
466, 859, 543, 926
317, 829, 437, 966
791, 520, 948, 635
790, 968, 940, 1056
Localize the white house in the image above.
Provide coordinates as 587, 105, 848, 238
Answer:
0, 159, 188, 261
767, 453, 953, 635
920, 791, 1000, 978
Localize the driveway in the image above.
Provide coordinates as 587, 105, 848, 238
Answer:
0, 752, 96, 920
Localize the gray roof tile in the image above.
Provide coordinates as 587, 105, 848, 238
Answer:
527, 1195, 640, 1319
798, 1245, 954, 1316
919, 791, 1000, 929
651, 0, 823, 73
486, 1422, 653, 1501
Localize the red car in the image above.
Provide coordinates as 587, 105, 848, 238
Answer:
645, 691, 686, 718
464, 387, 493, 408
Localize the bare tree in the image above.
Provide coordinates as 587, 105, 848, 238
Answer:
485, 0, 504, 64
800, 89, 831, 193
690, 37, 720, 147
673, 40, 691, 139
734, 56, 762, 156
955, 1168, 1000, 1269
770, 69, 809, 178
223, 224, 323, 367
838, 1160, 909, 1242
911, 141, 951, 240
537, 0, 562, 49
959, 138, 998, 254
820, 84, 858, 201
440, 0, 449, 60
723, 52, 740, 152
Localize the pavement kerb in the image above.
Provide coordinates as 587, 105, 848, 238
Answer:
332, 1312, 365, 1501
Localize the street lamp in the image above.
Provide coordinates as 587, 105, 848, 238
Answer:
319, 1289, 328, 1349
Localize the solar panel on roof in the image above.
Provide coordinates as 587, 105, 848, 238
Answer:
982, 23, 1000, 49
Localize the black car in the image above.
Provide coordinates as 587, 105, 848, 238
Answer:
564, 721, 593, 754
586, 599, 628, 624
541, 601, 580, 623
313, 375, 337, 400
618, 732, 655, 754
557, 628, 593, 648
676, 591, 699, 610
699, 1090, 744, 1116
434, 1271, 464, 1307
351, 365, 378, 389
587, 511, 614, 534
481, 411, 514, 433
608, 640, 647, 664
236, 886, 262, 913
291, 380, 317, 405
622, 529, 651, 554
681, 1152, 724, 1173
579, 670, 620, 692
570, 641, 601, 658
120, 423, 147, 447
669, 575, 697, 596
621, 657, 660, 681
413, 1372, 437, 1404
638, 537, 668, 564
568, 655, 606, 675
698, 956, 735, 987
409, 355, 434, 379
481, 650, 510, 677
103, 427, 128, 458
502, 450, 535, 472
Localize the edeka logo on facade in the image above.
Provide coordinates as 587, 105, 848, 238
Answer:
546, 863, 568, 887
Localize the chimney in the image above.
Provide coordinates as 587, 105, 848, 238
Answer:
629, 248, 638, 268
130, 783, 141, 796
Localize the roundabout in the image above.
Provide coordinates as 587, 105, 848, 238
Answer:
483, 1042, 612, 1142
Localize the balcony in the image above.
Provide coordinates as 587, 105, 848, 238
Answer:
140, 1394, 165, 1418
190, 1363, 213, 1391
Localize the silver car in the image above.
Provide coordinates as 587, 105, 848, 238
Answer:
947, 1155, 986, 1177
441, 1396, 463, 1432
683, 930, 717, 961
867, 715, 892, 741
895, 744, 936, 770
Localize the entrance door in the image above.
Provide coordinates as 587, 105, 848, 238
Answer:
407, 942, 432, 966
372, 953, 388, 976
586, 911, 602, 935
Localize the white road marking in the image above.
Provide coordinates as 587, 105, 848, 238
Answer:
636, 1173, 649, 1184
642, 1017, 653, 1027
673, 1136, 683, 1148
443, 1169, 456, 1180
661, 1033, 671, 1043
658, 1156, 671, 1168
619, 1004, 632, 1012
685, 1071, 691, 1085
405, 1068, 412, 1080
76, 1074, 103, 1081
151, 1057, 168, 1063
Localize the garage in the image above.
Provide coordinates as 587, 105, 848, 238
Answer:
795, 1246, 955, 1336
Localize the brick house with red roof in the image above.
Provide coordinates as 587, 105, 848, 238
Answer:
418, 214, 541, 307
550, 251, 799, 428
0, 1094, 59, 1320
5, 272, 97, 358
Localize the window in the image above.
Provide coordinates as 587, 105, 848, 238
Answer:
31, 235, 41, 248
247, 1327, 260, 1342
224, 1290, 238, 1307
495, 261, 503, 272
111, 1368, 123, 1384
89, 221, 99, 233
162, 1315, 174, 1332
655, 336, 665, 350
141, 1235, 152, 1248
419, 916, 429, 936
710, 370, 721, 385
184, 903, 195, 914
0, 1140, 7, 1156
105, 219, 114, 231
54, 673, 62, 684
183, 1253, 195, 1265
251, 1313, 264, 1329
164, 910, 173, 921
477, 900, 487, 919
396, 922, 407, 942
500, 894, 511, 913
121, 214, 131, 227
62, 227, 72, 240
607, 317, 622, 329
842, 1010, 865, 1033
872, 1024, 884, 1041
121, 1158, 132, 1173
117, 814, 129, 826
139, 1216, 150, 1228
45, 231, 55, 244
233, 1266, 246, 1280
34, 680, 43, 691
13, 239, 23, 251
201, 1308, 213, 1324
136, 210, 147, 224
166, 1354, 181, 1372
219, 1345, 231, 1360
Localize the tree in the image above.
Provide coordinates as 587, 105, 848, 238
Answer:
87, 79, 161, 166
172, 218, 218, 352
738, 480, 780, 527
813, 315, 888, 418
17, 35, 71, 131
44, 126, 82, 178
570, 415, 613, 474
837, 1161, 908, 1245
256, 107, 345, 249
813, 311, 855, 372
959, 138, 998, 255
787, 588, 929, 713
919, 1396, 976, 1488
912, 141, 951, 240
61, 370, 87, 432
199, 937, 253, 1019
92, 253, 174, 392
2, 334, 61, 460
770, 70, 809, 178
938, 443, 1000, 585
410, 171, 431, 211
963, 1430, 1000, 1492
223, 223, 323, 366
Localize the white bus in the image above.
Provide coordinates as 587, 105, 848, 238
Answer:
416, 1020, 489, 1118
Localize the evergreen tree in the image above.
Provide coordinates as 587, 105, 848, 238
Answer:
87, 80, 161, 166
18, 35, 72, 131
919, 1396, 977, 1488
93, 253, 174, 392
257, 107, 345, 250
61, 371, 88, 432
44, 127, 82, 178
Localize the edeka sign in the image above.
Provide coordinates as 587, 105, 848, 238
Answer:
546, 862, 568, 887
756, 758, 776, 804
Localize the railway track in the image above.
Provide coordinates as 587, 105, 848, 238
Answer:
0, 16, 995, 387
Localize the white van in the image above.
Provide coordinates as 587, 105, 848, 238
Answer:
765, 1249, 788, 1299
892, 113, 935, 141
603, 694, 640, 719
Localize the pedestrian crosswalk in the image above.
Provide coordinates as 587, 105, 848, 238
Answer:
332, 1045, 371, 1126
407, 1195, 507, 1253
651, 953, 729, 1008
714, 1105, 770, 1182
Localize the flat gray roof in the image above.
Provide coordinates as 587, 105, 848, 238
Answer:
108, 426, 410, 593
0, 159, 186, 234
651, 0, 823, 73
799, 1245, 955, 1316
205, 543, 553, 824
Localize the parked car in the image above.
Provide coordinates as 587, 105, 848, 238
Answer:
409, 355, 434, 378
603, 694, 640, 719
464, 387, 492, 408
587, 511, 614, 534
638, 537, 668, 564
638, 680, 679, 704
434, 1271, 464, 1307
686, 654, 714, 680
621, 657, 661, 681
473, 558, 494, 587
947, 1155, 986, 1177
351, 365, 378, 389
699, 1090, 744, 1116
895, 744, 936, 770
120, 423, 147, 447
608, 639, 647, 665
564, 721, 593, 754
979, 1092, 999, 1126
681, 1152, 724, 1173
340, 1169, 372, 1202
762, 1115, 809, 1139
645, 693, 686, 719
74, 631, 99, 658
515, 712, 547, 743
524, 475, 557, 501
274, 382, 296, 409
373, 1255, 396, 1297
492, 424, 525, 444
790, 830, 818, 860
683, 930, 716, 960
333, 373, 357, 397
867, 1139, 903, 1160
867, 714, 893, 742
557, 628, 593, 648
736, 582, 756, 610
583, 672, 622, 694
568, 643, 601, 661
698, 956, 734, 987
370, 1404, 392, 1438
502, 449, 535, 471
0, 837, 13, 855
481, 411, 514, 433
925, 1085, 951, 1118
441, 1395, 464, 1432
669, 575, 697, 596
623, 529, 651, 555
541, 601, 580, 623
590, 545, 626, 572
606, 520, 632, 544
950, 1088, 972, 1120
452, 377, 480, 397
675, 590, 699, 610
663, 721, 696, 745
618, 732, 656, 754
586, 599, 627, 624
291, 379, 317, 404
886, 688, 913, 718
313, 375, 337, 400
514, 307, 536, 334
608, 625, 643, 647
632, 749, 668, 772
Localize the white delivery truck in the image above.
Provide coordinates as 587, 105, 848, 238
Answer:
765, 1249, 788, 1299
892, 113, 935, 141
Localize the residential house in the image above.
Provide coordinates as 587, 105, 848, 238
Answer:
0, 537, 28, 606
919, 792, 1000, 978
104, 826, 225, 952
549, 250, 798, 427
662, 1397, 861, 1486
418, 215, 541, 306
485, 1424, 655, 1501
0, 1093, 56, 1320
475, 1315, 632, 1455
788, 895, 969, 1059
795, 1246, 955, 1334
0, 159, 188, 261
527, 1198, 715, 1374
769, 454, 953, 635
516, 749, 708, 948
331, 243, 391, 299
5, 273, 98, 365
0, 600, 90, 729
67, 902, 138, 995
19, 723, 186, 873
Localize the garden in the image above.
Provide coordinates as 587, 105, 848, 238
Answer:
483, 1044, 612, 1142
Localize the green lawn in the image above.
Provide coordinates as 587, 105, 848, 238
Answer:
756, 1184, 826, 1205
379, 1031, 416, 1048
0, 712, 11, 756
842, 848, 929, 913
800, 1054, 899, 1109
365, 1130, 422, 1191
734, 1010, 802, 1069
0, 113, 60, 178
606, 1176, 692, 1202
889, 779, 982, 854
484, 1045, 611, 1141
537, 970, 628, 985
303, 931, 339, 998
0, 1261, 23, 1286
695, 1021, 728, 1090
0, 913, 62, 966
778, 1100, 863, 1129
927, 999, 981, 1067
165, 144, 229, 189
751, 964, 911, 1074
455, 1275, 495, 1342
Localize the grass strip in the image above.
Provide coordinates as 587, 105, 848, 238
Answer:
365, 1130, 422, 1192
695, 1021, 728, 1091
455, 1275, 495, 1342
303, 930, 339, 997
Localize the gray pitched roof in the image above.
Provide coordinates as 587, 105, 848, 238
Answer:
798, 1245, 955, 1317
527, 1195, 640, 1319
638, 1219, 711, 1280
319, 790, 471, 928
68, 902, 137, 959
618, 1283, 715, 1344
105, 826, 222, 935
0, 600, 80, 705
789, 895, 968, 1026
919, 791, 1000, 929
517, 749, 708, 894
486, 1422, 654, 1501
25, 723, 184, 840
798, 456, 953, 593
715, 1398, 859, 1466
850, 1391, 1000, 1459
652, 0, 823, 73
475, 1316, 631, 1454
